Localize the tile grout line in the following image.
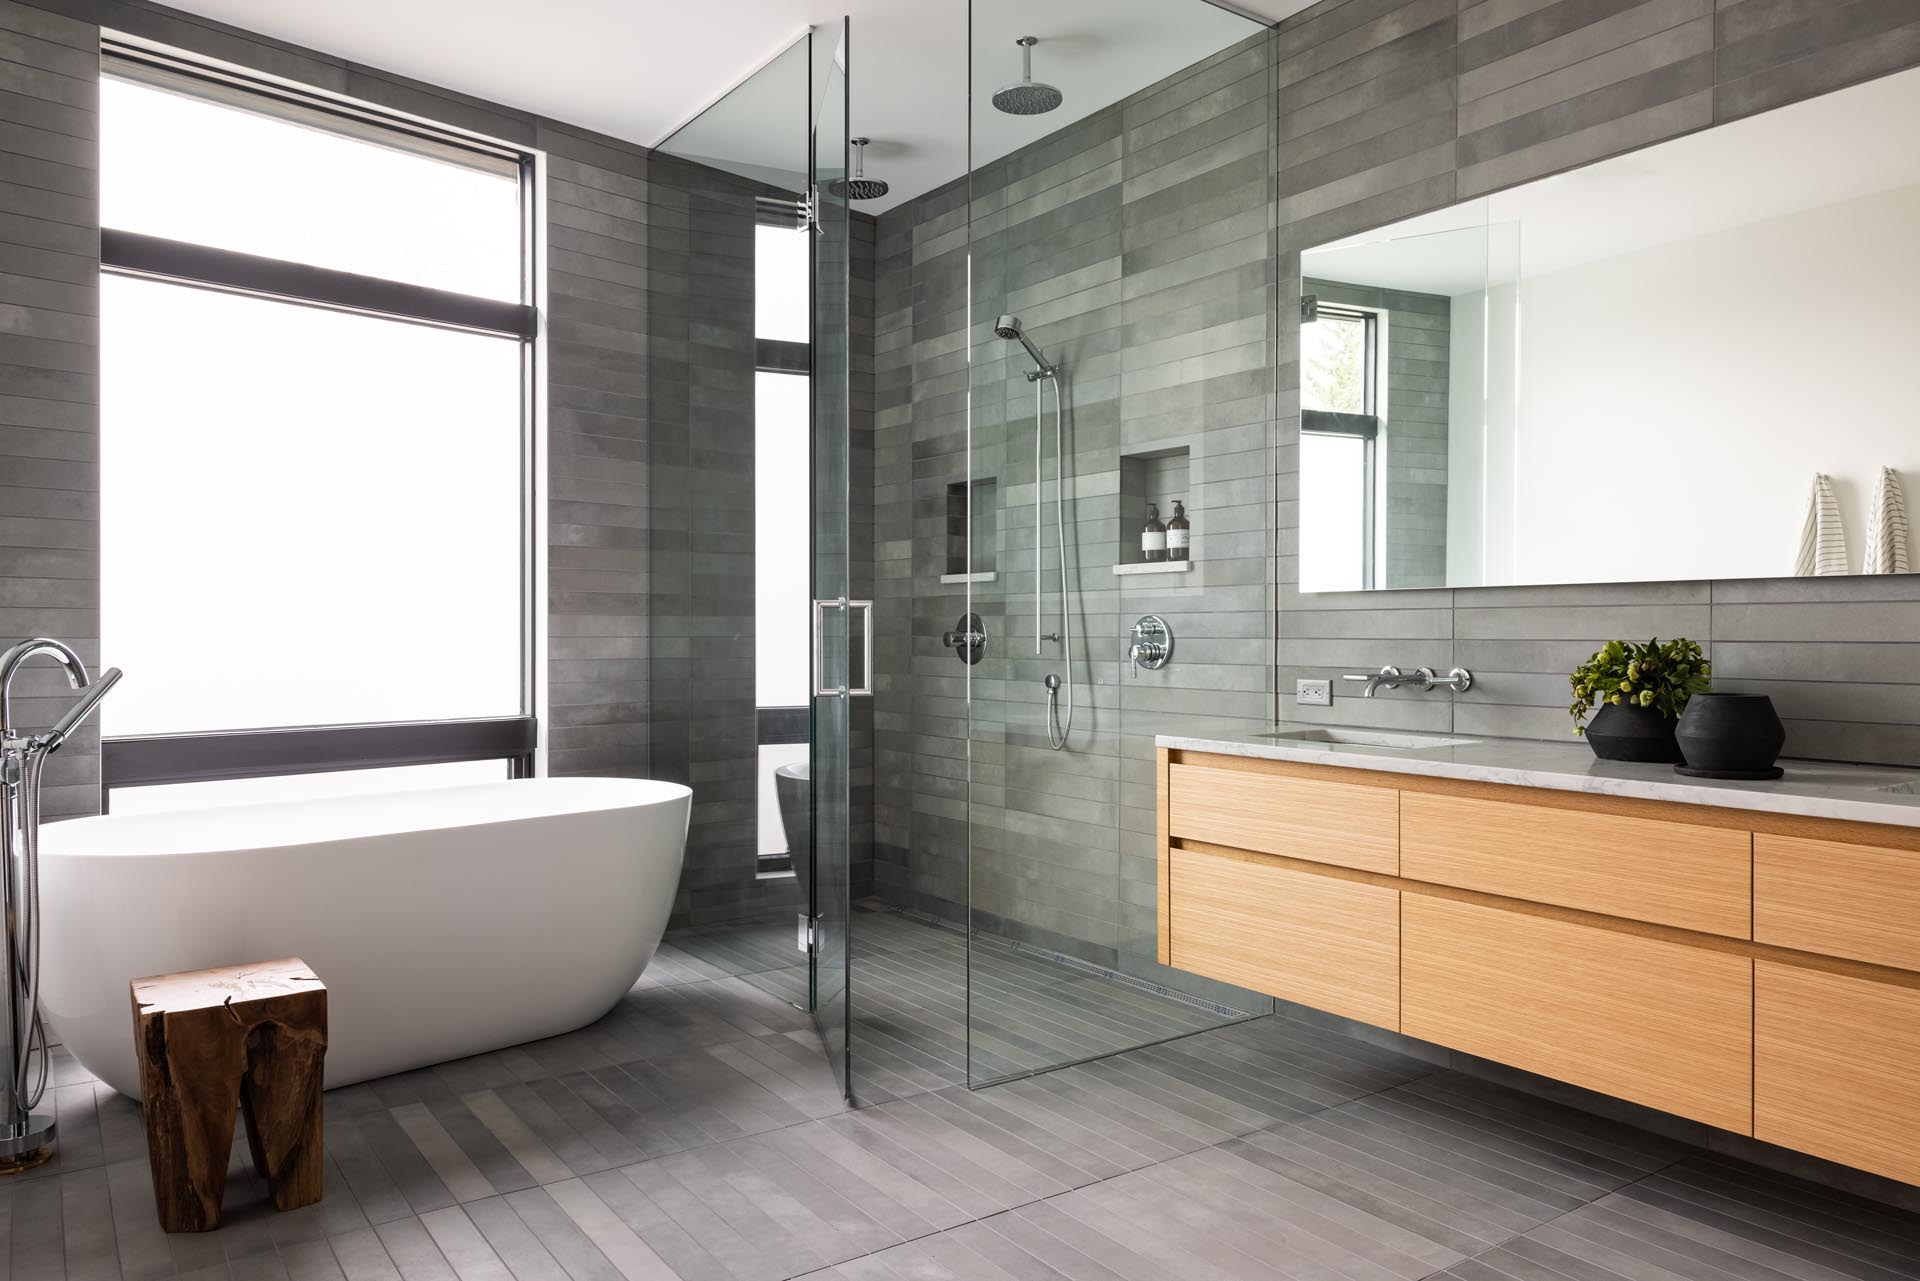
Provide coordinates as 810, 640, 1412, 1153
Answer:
791, 1051, 1456, 1280
1426, 1146, 1702, 1279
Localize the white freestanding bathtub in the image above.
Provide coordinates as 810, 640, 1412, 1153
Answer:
40, 777, 690, 1098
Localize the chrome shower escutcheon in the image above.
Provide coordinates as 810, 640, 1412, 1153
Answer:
942, 614, 986, 665
1128, 615, 1172, 676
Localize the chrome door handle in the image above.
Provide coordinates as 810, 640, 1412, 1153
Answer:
849, 600, 872, 698
812, 599, 874, 698
812, 598, 842, 697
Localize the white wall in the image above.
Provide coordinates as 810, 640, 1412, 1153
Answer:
1446, 281, 1522, 586
1465, 182, 1920, 584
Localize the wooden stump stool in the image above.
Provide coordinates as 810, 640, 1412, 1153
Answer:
131, 958, 327, 1233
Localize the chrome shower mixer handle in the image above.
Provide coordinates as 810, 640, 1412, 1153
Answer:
1128, 615, 1172, 676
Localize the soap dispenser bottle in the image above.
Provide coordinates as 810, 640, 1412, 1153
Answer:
1167, 500, 1190, 562
1142, 503, 1167, 563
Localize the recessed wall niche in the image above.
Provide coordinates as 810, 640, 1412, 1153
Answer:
1117, 446, 1192, 572
942, 477, 997, 582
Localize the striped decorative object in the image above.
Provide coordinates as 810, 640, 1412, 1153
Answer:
1863, 465, 1911, 575
1795, 473, 1849, 577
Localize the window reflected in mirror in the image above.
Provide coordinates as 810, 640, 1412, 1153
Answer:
1299, 64, 1920, 589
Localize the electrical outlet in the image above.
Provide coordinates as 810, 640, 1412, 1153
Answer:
1296, 678, 1332, 707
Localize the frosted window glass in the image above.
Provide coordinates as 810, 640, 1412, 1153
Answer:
756, 224, 810, 342
101, 276, 523, 736
109, 761, 509, 815
1299, 433, 1369, 593
756, 371, 812, 707
101, 76, 521, 302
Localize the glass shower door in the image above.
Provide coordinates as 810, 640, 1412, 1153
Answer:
809, 18, 854, 1098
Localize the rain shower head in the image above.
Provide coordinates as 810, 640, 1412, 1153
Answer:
830, 137, 889, 201
995, 314, 1054, 376
993, 37, 1063, 116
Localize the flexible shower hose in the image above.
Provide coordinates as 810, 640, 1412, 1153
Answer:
12, 747, 51, 1112
1043, 373, 1074, 752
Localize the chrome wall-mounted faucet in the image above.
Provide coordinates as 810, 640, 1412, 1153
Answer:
1342, 665, 1472, 698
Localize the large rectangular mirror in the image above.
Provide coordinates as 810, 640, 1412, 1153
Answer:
1299, 66, 1920, 591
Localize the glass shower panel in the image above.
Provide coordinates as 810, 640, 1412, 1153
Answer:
810, 18, 855, 1097
652, 26, 854, 1095
965, 0, 1276, 1086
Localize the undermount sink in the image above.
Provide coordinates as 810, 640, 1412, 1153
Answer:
1252, 727, 1480, 750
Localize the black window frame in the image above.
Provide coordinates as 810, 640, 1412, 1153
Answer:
96, 40, 540, 805
1302, 303, 1381, 590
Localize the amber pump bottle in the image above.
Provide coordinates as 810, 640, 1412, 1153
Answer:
1142, 503, 1167, 563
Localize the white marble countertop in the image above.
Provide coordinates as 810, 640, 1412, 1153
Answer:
1156, 723, 1920, 829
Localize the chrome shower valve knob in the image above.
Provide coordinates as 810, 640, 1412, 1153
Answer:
1127, 615, 1173, 676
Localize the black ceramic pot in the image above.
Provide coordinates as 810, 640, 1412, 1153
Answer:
1584, 701, 1684, 764
1675, 692, 1786, 779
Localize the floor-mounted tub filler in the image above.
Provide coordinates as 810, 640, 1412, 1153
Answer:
42, 776, 691, 1098
0, 637, 122, 1170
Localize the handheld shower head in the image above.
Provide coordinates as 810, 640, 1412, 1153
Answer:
42, 667, 121, 752
994, 314, 1055, 376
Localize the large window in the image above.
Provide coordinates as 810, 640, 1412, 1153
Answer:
1299, 302, 1380, 592
98, 46, 536, 809
755, 220, 811, 863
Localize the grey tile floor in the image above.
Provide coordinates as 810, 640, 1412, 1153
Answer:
11, 907, 1920, 1280
662, 907, 1244, 1091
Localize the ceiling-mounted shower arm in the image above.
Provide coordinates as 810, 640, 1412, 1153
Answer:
835, 137, 890, 202
993, 36, 1064, 116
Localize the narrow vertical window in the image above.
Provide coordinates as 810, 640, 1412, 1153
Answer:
754, 220, 811, 866
1300, 304, 1380, 592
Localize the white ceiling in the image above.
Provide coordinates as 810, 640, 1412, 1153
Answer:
153, 1, 1314, 211
1304, 65, 1920, 296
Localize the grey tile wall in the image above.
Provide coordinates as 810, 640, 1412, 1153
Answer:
542, 124, 652, 784
2, 0, 659, 809
645, 154, 778, 927
871, 32, 1278, 1012
0, 0, 98, 819
850, 210, 877, 900
643, 152, 878, 926
1276, 0, 1920, 766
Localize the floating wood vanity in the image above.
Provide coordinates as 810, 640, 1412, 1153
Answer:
1156, 740, 1920, 1188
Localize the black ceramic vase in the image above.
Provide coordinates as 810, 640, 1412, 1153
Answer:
1584, 701, 1684, 764
1675, 692, 1786, 779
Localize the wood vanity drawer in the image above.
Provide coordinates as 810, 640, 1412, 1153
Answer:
1402, 897, 1753, 1133
1755, 834, 1920, 971
1167, 847, 1399, 1028
1400, 791, 1751, 937
1167, 760, 1398, 874
1756, 962, 1920, 1187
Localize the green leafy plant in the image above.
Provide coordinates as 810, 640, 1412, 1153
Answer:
1569, 637, 1710, 734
